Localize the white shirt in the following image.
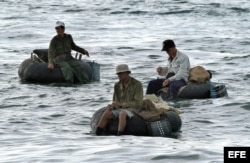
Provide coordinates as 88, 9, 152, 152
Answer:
159, 50, 190, 83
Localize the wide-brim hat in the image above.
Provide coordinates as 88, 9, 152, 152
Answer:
116, 64, 131, 74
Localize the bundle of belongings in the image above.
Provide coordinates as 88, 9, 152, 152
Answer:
138, 94, 181, 122
188, 66, 211, 83
175, 65, 212, 98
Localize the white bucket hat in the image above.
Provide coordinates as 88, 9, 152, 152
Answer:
55, 21, 65, 28
116, 64, 131, 74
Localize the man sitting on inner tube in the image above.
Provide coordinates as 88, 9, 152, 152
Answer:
96, 64, 143, 136
48, 21, 90, 83
146, 39, 191, 98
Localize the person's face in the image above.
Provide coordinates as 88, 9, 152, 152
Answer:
55, 26, 64, 35
166, 47, 175, 57
117, 72, 129, 81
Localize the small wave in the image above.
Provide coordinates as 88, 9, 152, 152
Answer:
241, 103, 250, 110
3, 16, 27, 20
128, 10, 148, 15
9, 120, 28, 124
151, 153, 200, 160
192, 120, 214, 124
99, 8, 111, 11
148, 55, 160, 59
245, 74, 250, 78
157, 10, 193, 15
50, 114, 66, 118
209, 3, 221, 7
64, 9, 86, 13
117, 46, 134, 49
5, 96, 31, 100
7, 34, 38, 40
230, 7, 250, 13
110, 11, 126, 14
37, 105, 50, 108
223, 54, 250, 61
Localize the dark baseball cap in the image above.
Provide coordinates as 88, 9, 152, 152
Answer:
161, 39, 176, 51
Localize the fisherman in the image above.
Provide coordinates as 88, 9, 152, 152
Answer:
48, 21, 90, 83
96, 64, 143, 136
146, 39, 190, 98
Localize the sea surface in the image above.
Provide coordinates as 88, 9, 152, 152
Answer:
1, 0, 250, 162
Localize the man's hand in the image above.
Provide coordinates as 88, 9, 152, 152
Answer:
107, 104, 114, 111
156, 66, 162, 74
48, 63, 54, 70
82, 49, 89, 57
112, 101, 122, 108
162, 79, 170, 87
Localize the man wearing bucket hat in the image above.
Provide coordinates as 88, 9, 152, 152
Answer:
146, 39, 190, 98
48, 21, 90, 83
96, 64, 143, 136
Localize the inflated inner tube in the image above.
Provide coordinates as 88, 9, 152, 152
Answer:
18, 49, 97, 83
147, 111, 182, 137
178, 82, 210, 99
18, 58, 93, 83
90, 107, 182, 137
18, 58, 65, 83
90, 107, 148, 136
160, 82, 228, 100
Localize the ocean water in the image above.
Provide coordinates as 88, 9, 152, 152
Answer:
1, 0, 250, 162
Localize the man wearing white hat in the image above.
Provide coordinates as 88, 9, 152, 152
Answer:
96, 64, 143, 136
48, 21, 90, 83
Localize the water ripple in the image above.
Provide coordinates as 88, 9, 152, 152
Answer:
1, 0, 250, 162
